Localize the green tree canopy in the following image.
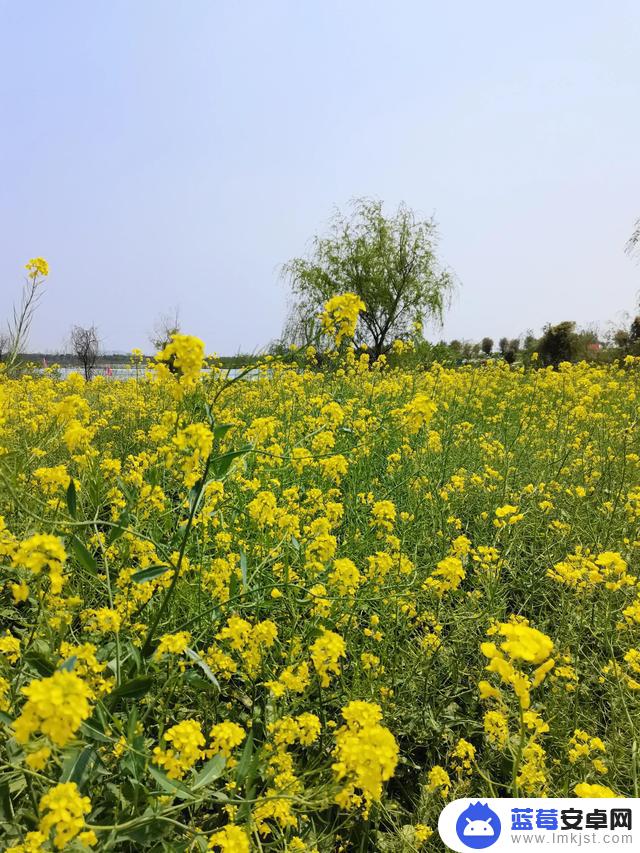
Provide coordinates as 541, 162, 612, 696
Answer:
282, 198, 455, 358
538, 321, 577, 368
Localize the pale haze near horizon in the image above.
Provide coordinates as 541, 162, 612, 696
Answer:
1, 0, 639, 354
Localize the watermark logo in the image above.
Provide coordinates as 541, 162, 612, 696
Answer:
438, 798, 638, 852
455, 802, 501, 849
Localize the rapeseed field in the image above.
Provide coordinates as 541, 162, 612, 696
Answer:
1, 305, 640, 850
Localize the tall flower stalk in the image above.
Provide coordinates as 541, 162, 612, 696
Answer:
6, 258, 49, 371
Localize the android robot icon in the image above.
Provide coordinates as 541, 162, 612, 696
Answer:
455, 802, 501, 849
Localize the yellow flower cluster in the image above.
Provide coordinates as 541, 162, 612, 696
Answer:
426, 764, 451, 798
548, 548, 636, 591
207, 824, 250, 852
152, 719, 206, 779
481, 620, 554, 710
574, 782, 619, 798
320, 293, 366, 346
13, 670, 93, 747
568, 729, 608, 774
12, 533, 67, 595
401, 392, 437, 434
155, 630, 192, 659
215, 615, 278, 678
423, 555, 465, 596
169, 422, 213, 487
38, 782, 94, 850
310, 628, 346, 687
0, 632, 21, 663
155, 333, 206, 396
25, 257, 49, 279
329, 557, 361, 595
332, 701, 398, 813
208, 721, 246, 759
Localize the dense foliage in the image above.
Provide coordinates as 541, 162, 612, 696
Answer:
281, 199, 453, 358
1, 336, 640, 851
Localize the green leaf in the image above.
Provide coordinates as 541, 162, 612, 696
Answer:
66, 479, 77, 518
0, 781, 11, 821
147, 764, 195, 800
61, 745, 95, 786
192, 753, 226, 790
80, 720, 113, 744
24, 650, 55, 677
116, 819, 170, 846
108, 676, 154, 702
115, 477, 135, 506
189, 479, 204, 513
125, 639, 143, 674
240, 551, 248, 588
234, 730, 254, 785
106, 511, 130, 546
70, 537, 97, 575
234, 731, 257, 821
184, 674, 212, 691
130, 564, 170, 584
228, 567, 239, 601
211, 445, 252, 479
192, 835, 209, 853
94, 701, 111, 735
213, 423, 234, 443
0, 710, 13, 727
184, 648, 220, 690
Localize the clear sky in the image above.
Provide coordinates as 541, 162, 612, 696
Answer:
1, 1, 639, 354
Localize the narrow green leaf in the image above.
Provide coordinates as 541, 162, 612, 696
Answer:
213, 423, 233, 443
24, 650, 55, 677
116, 819, 170, 845
66, 479, 77, 518
148, 764, 194, 800
109, 676, 154, 701
234, 730, 254, 784
211, 445, 252, 479
189, 480, 203, 513
80, 720, 113, 744
70, 537, 97, 575
184, 648, 220, 690
61, 745, 95, 786
58, 655, 77, 672
192, 753, 226, 790
127, 706, 139, 739
0, 781, 12, 821
115, 477, 135, 505
106, 511, 130, 546
130, 564, 170, 584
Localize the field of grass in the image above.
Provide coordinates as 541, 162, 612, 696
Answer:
1, 343, 640, 851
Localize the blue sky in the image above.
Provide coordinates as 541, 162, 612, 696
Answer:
1, 1, 639, 353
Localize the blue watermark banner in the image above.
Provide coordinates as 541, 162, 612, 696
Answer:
438, 798, 639, 852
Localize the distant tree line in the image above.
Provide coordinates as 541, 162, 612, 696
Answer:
4, 205, 639, 377
273, 199, 640, 370
431, 316, 640, 369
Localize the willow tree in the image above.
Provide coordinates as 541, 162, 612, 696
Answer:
627, 218, 640, 259
282, 198, 454, 359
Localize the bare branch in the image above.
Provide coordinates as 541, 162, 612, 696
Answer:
69, 324, 100, 380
